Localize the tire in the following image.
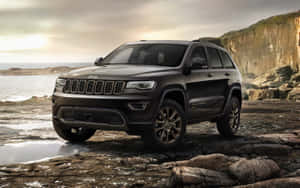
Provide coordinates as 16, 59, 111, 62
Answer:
142, 99, 186, 149
53, 119, 96, 142
217, 96, 241, 137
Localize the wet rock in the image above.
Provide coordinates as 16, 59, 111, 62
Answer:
162, 154, 239, 171
168, 166, 236, 187
291, 72, 300, 82
248, 89, 280, 100
233, 177, 300, 188
285, 169, 300, 178
258, 132, 300, 146
235, 143, 292, 156
229, 159, 280, 184
288, 86, 300, 100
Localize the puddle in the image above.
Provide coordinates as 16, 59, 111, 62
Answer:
0, 141, 89, 165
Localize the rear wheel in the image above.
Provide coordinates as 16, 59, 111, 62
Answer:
217, 96, 241, 137
142, 99, 186, 149
53, 120, 96, 142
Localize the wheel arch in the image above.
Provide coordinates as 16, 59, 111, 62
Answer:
222, 85, 242, 114
159, 86, 187, 112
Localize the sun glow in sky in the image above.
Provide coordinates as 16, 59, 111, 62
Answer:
0, 0, 299, 63
0, 35, 48, 51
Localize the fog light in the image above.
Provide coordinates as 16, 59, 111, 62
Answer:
128, 102, 149, 111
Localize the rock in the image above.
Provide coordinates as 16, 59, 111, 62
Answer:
288, 86, 300, 100
162, 154, 239, 171
229, 159, 280, 184
291, 72, 300, 82
285, 169, 300, 178
233, 177, 300, 188
258, 132, 300, 146
235, 144, 292, 156
168, 166, 236, 187
248, 89, 280, 100
275, 65, 294, 82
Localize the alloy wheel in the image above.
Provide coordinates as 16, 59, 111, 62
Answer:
154, 106, 182, 144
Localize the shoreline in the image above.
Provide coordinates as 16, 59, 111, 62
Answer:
0, 66, 84, 76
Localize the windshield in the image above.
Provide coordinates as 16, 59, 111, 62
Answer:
102, 44, 187, 67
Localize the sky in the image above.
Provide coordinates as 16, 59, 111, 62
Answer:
0, 0, 299, 63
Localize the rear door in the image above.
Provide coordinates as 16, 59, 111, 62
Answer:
204, 47, 228, 114
186, 45, 223, 121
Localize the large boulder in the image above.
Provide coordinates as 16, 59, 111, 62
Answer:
168, 166, 236, 187
233, 177, 300, 188
162, 153, 239, 171
229, 159, 280, 184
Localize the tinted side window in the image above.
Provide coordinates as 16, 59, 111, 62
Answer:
207, 47, 223, 68
190, 46, 208, 69
219, 51, 234, 68
191, 46, 207, 61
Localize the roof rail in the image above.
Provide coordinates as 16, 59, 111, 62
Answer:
193, 37, 224, 47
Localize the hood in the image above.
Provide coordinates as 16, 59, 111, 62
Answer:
60, 64, 175, 79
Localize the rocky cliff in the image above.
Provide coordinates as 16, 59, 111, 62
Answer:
220, 11, 300, 76
198, 11, 300, 101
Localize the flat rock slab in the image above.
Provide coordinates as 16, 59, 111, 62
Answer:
168, 166, 236, 187
162, 153, 240, 171
229, 158, 280, 184
233, 177, 300, 188
258, 132, 300, 146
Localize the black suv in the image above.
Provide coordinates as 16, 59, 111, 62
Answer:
52, 40, 242, 149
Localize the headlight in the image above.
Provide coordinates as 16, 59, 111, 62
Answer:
55, 78, 66, 92
126, 81, 156, 90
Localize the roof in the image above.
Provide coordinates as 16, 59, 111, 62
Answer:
126, 40, 192, 45
125, 40, 226, 50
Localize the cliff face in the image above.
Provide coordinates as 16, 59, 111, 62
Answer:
220, 11, 300, 76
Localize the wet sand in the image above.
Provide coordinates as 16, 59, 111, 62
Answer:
0, 100, 299, 187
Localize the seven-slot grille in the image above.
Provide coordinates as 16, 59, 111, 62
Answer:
63, 79, 126, 95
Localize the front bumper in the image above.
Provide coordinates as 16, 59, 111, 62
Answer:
52, 92, 158, 133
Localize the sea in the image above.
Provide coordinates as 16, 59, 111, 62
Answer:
0, 62, 93, 102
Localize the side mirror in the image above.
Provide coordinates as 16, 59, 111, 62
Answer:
94, 57, 104, 66
191, 57, 208, 69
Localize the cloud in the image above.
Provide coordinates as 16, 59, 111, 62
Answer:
0, 0, 299, 62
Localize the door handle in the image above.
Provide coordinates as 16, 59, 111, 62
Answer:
208, 73, 213, 77
225, 73, 230, 76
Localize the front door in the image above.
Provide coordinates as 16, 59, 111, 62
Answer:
186, 46, 227, 121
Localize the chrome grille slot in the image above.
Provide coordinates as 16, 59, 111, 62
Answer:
78, 80, 86, 94
71, 80, 78, 93
104, 81, 114, 95
86, 80, 95, 94
62, 79, 125, 95
95, 81, 104, 94
114, 81, 125, 95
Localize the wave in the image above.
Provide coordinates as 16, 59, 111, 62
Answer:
0, 95, 51, 105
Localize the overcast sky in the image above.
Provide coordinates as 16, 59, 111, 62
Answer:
0, 0, 299, 63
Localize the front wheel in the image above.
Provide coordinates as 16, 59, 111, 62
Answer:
142, 99, 186, 149
53, 120, 96, 142
216, 96, 241, 137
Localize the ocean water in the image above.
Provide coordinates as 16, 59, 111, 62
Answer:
0, 62, 92, 70
0, 62, 94, 102
0, 75, 58, 102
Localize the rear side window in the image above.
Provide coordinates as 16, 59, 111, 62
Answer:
207, 47, 223, 68
219, 51, 235, 68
